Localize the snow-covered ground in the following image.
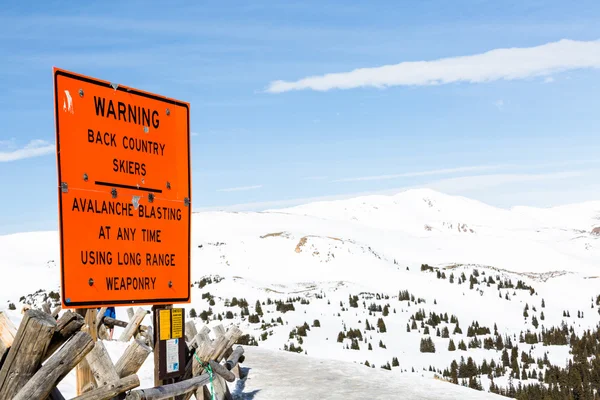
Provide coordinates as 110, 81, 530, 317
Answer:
232, 346, 507, 399
1, 188, 599, 397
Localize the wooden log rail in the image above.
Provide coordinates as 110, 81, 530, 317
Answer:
125, 348, 245, 400
0, 306, 246, 400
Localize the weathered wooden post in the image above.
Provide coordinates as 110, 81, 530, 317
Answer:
43, 310, 85, 361
116, 338, 153, 378
85, 339, 119, 387
120, 307, 148, 342
13, 331, 94, 400
76, 308, 98, 395
0, 312, 17, 369
0, 309, 57, 398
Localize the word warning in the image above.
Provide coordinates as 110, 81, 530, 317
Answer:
53, 67, 191, 308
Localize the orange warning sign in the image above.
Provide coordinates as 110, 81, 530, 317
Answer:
53, 67, 191, 308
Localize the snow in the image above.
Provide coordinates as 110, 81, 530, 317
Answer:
1, 188, 599, 397
231, 346, 506, 399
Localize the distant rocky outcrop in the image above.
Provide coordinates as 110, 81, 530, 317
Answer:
592, 227, 600, 236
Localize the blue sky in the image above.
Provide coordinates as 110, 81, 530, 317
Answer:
1, 0, 600, 234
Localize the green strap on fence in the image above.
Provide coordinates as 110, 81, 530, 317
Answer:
194, 352, 216, 400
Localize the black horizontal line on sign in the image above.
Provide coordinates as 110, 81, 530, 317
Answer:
95, 181, 163, 193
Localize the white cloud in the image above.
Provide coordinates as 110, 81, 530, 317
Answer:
216, 184, 263, 192
544, 77, 555, 83
0, 139, 55, 162
191, 131, 199, 137
494, 100, 504, 110
303, 176, 328, 181
413, 171, 587, 194
265, 38, 600, 93
332, 164, 509, 183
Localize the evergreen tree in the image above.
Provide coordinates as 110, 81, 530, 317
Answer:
392, 357, 399, 367
453, 323, 463, 335
448, 339, 456, 351
377, 318, 387, 333
420, 337, 436, 353
255, 300, 263, 316
442, 326, 450, 338
189, 308, 197, 318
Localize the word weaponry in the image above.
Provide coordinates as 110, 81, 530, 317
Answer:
106, 277, 157, 291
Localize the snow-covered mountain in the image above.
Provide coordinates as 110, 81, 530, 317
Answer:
2, 188, 600, 398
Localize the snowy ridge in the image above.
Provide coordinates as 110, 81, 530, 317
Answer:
2, 189, 600, 398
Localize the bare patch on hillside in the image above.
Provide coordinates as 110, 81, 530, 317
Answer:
295, 237, 308, 253
261, 232, 290, 239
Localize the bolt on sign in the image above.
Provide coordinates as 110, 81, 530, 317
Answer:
53, 67, 191, 308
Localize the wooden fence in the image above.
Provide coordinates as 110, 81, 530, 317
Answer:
0, 303, 246, 400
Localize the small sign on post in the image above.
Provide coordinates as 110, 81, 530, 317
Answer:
154, 307, 186, 380
52, 67, 192, 308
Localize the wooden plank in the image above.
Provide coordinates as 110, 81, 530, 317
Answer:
126, 372, 211, 400
70, 374, 140, 400
76, 309, 98, 395
95, 307, 108, 328
225, 346, 244, 371
98, 324, 109, 341
185, 321, 198, 344
208, 361, 235, 383
146, 325, 154, 348
12, 331, 94, 400
212, 325, 225, 339
115, 338, 152, 378
0, 312, 17, 368
0, 309, 56, 398
85, 340, 119, 387
52, 305, 62, 319
43, 310, 85, 362
103, 316, 128, 329
199, 325, 211, 336
120, 307, 147, 342
127, 307, 135, 321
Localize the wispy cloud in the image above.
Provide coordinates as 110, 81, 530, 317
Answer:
191, 132, 199, 137
332, 165, 509, 183
302, 176, 328, 181
194, 169, 596, 212
216, 185, 263, 192
0, 139, 55, 162
544, 77, 555, 83
494, 100, 504, 111
266, 38, 600, 93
